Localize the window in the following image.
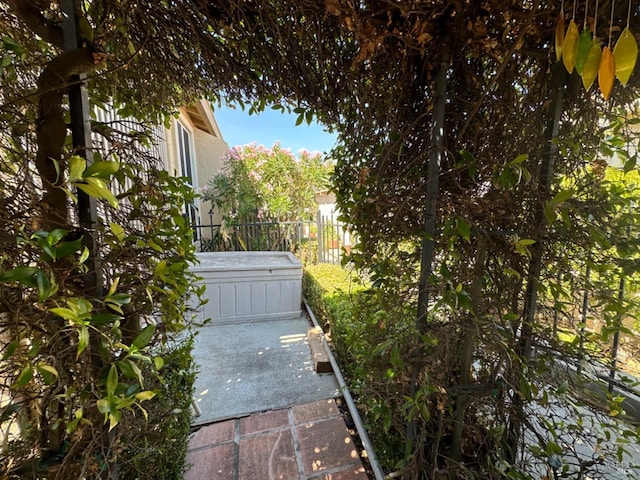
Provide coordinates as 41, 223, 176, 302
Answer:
175, 121, 198, 239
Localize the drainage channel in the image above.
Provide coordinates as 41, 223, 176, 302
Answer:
303, 299, 386, 480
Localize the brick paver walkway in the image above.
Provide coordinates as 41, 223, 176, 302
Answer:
185, 398, 368, 480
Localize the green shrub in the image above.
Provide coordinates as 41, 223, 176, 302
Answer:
297, 239, 319, 265
302, 264, 409, 469
119, 337, 197, 480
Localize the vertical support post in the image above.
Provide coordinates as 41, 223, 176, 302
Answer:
415, 58, 448, 333
551, 269, 561, 342
518, 61, 566, 360
61, 0, 103, 297
609, 267, 626, 393
576, 262, 591, 375
317, 210, 324, 263
407, 53, 449, 446
209, 210, 215, 244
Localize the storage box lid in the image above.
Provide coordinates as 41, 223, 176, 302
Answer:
191, 251, 301, 272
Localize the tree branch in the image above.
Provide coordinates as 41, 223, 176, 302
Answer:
6, 0, 64, 49
35, 47, 103, 228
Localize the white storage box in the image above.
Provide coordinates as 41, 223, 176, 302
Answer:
191, 252, 302, 324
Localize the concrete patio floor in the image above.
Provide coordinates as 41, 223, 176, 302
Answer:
191, 316, 341, 425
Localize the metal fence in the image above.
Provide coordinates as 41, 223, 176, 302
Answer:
193, 211, 354, 265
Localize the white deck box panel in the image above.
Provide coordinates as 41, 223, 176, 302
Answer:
191, 252, 302, 324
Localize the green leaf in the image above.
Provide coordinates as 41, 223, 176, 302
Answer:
107, 277, 121, 297
0, 403, 21, 424
36, 270, 51, 301
295, 113, 304, 126
546, 441, 563, 455
13, 366, 33, 388
108, 412, 121, 431
97, 398, 111, 413
76, 178, 118, 207
109, 222, 126, 242
84, 161, 120, 179
514, 239, 535, 257
116, 359, 142, 384
36, 364, 58, 384
544, 204, 557, 225
90, 313, 123, 325
68, 155, 86, 182
557, 379, 569, 394
623, 155, 637, 172
153, 357, 164, 370
66, 408, 83, 434
515, 239, 535, 247
79, 247, 90, 264
77, 325, 89, 358
509, 153, 528, 165
54, 237, 83, 259
135, 390, 156, 401
106, 364, 118, 397
3, 36, 25, 52
71, 297, 93, 315
46, 229, 67, 245
0, 266, 39, 286
456, 218, 471, 242
2, 339, 18, 360
574, 29, 592, 75
550, 189, 574, 204
132, 324, 155, 350
49, 307, 79, 322
106, 293, 131, 307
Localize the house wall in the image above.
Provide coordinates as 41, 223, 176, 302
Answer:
192, 127, 228, 224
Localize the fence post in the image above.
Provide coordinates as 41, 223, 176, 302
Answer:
209, 210, 215, 242
317, 210, 324, 263
608, 271, 626, 393
577, 262, 591, 375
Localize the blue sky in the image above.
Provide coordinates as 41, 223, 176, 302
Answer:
213, 104, 337, 155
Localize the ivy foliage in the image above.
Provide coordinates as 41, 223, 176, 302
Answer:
4, 0, 640, 479
1, 2, 204, 477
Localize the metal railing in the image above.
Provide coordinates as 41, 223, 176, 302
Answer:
193, 211, 354, 265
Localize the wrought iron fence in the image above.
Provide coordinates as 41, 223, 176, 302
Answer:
193, 210, 355, 265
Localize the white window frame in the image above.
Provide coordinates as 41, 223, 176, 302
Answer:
175, 120, 200, 239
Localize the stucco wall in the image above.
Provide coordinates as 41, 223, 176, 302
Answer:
193, 127, 228, 224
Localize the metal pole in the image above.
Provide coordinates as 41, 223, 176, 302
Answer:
519, 61, 566, 359
415, 57, 448, 333
61, 0, 103, 298
552, 269, 561, 342
609, 245, 628, 393
317, 210, 324, 263
577, 262, 591, 375
608, 274, 625, 393
407, 52, 449, 446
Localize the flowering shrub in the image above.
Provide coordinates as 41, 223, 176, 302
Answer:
203, 143, 331, 222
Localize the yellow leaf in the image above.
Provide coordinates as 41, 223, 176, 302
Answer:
575, 29, 592, 75
599, 46, 615, 100
562, 19, 579, 73
555, 15, 565, 62
582, 40, 602, 91
613, 27, 638, 85
68, 156, 86, 183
